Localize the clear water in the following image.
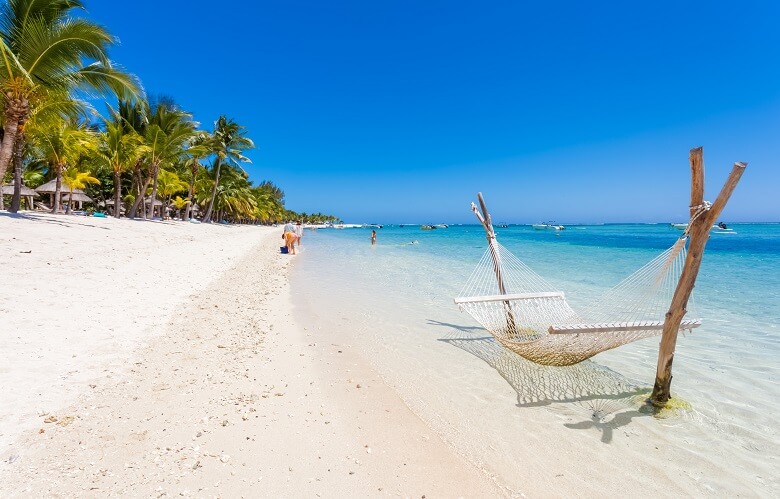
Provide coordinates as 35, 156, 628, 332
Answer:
292, 224, 780, 494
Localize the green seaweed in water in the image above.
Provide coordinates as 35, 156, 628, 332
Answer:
633, 390, 693, 418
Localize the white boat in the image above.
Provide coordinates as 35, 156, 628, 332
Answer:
532, 222, 565, 231
671, 222, 736, 233
433, 224, 449, 228
712, 223, 736, 234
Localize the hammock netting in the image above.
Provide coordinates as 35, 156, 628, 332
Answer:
455, 237, 700, 366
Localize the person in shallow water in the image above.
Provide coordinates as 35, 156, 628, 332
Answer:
295, 221, 304, 248
371, 230, 377, 245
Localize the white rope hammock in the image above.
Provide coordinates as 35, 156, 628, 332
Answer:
454, 200, 702, 366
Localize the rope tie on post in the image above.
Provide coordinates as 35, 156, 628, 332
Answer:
683, 201, 712, 236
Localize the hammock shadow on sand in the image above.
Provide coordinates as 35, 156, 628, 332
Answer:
431, 319, 655, 443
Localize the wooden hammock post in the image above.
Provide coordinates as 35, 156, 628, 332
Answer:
649, 147, 746, 407
472, 192, 517, 334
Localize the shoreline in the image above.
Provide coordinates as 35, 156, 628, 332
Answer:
0, 214, 500, 496
288, 227, 778, 497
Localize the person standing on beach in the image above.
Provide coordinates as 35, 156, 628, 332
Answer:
295, 221, 304, 248
371, 230, 377, 245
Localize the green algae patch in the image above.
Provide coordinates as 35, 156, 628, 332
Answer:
632, 390, 692, 418
653, 395, 693, 419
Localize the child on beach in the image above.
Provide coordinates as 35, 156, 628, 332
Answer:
371, 230, 377, 245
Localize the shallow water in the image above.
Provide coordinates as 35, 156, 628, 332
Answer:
292, 224, 779, 495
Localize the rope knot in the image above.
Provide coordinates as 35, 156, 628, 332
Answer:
689, 201, 712, 211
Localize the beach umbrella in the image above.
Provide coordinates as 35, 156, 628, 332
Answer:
1, 184, 39, 196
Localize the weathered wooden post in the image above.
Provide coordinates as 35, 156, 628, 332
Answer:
649, 147, 746, 407
471, 192, 517, 334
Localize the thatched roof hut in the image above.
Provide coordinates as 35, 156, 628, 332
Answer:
1, 184, 39, 196
62, 191, 94, 203
35, 179, 85, 195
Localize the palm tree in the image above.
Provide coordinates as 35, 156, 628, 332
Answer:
22, 158, 46, 188
113, 99, 151, 219
143, 102, 196, 218
214, 168, 256, 221
26, 115, 94, 212
62, 167, 99, 213
201, 116, 254, 223
0, 0, 141, 207
155, 168, 187, 218
170, 195, 189, 220
180, 133, 209, 220
251, 187, 284, 223
95, 116, 148, 217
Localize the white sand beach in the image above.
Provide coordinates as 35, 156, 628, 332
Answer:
0, 213, 498, 497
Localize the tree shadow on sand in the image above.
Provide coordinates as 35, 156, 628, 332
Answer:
0, 211, 112, 229
430, 319, 656, 443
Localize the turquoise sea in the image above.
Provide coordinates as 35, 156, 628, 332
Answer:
292, 223, 779, 495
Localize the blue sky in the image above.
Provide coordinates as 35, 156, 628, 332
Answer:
87, 1, 779, 223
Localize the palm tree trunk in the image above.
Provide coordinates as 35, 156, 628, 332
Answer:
184, 178, 195, 220
129, 175, 150, 219
127, 160, 146, 219
67, 188, 74, 214
0, 97, 29, 208
202, 158, 222, 223
0, 126, 16, 207
9, 133, 25, 213
52, 164, 63, 213
146, 163, 160, 219
113, 169, 122, 218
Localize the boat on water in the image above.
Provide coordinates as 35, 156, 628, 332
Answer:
364, 223, 383, 229
532, 222, 565, 231
433, 224, 449, 228
712, 221, 736, 233
421, 225, 436, 230
671, 222, 736, 233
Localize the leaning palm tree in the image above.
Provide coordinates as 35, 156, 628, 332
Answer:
62, 166, 99, 213
6, 90, 90, 211
201, 116, 254, 223
0, 0, 141, 206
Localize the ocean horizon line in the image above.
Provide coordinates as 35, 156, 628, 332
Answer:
330, 220, 780, 226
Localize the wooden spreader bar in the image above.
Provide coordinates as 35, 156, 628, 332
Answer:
550, 319, 702, 335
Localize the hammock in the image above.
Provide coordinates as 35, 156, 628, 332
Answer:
454, 198, 701, 367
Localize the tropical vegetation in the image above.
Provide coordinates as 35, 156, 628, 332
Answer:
0, 0, 336, 224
